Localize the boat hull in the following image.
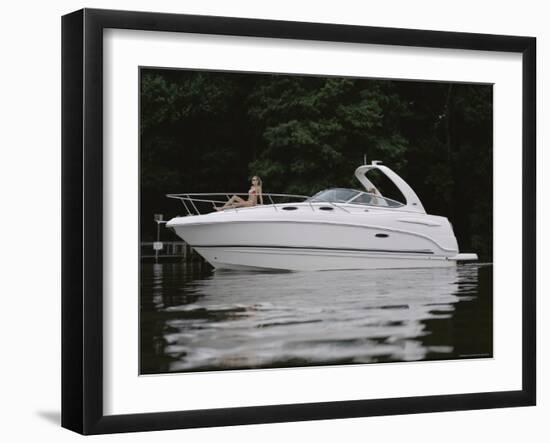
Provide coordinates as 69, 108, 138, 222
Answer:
193, 245, 456, 271
167, 213, 470, 271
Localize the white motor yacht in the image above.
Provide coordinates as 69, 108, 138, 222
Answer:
166, 161, 478, 271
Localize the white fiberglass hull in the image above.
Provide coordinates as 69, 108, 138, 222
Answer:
167, 205, 476, 271
193, 245, 459, 271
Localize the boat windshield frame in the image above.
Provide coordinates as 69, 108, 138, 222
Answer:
307, 188, 405, 208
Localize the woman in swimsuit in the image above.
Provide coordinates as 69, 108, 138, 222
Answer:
215, 176, 263, 210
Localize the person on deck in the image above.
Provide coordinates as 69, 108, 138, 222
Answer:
215, 176, 263, 210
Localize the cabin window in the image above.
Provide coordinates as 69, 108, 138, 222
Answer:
282, 206, 298, 211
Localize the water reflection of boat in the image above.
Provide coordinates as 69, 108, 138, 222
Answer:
166, 162, 477, 271
155, 265, 484, 371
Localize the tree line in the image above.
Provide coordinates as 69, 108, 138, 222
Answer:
140, 68, 493, 260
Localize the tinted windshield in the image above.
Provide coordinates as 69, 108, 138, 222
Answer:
308, 188, 404, 208
308, 188, 360, 203
350, 192, 404, 208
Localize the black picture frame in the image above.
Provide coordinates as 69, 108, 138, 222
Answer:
62, 8, 536, 435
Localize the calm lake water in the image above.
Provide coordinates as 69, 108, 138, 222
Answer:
140, 262, 492, 374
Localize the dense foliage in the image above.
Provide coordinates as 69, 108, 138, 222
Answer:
141, 69, 492, 260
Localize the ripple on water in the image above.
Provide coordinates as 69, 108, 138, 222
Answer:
140, 263, 492, 373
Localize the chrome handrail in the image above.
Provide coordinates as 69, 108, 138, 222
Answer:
167, 192, 310, 199
166, 190, 402, 215
166, 192, 311, 215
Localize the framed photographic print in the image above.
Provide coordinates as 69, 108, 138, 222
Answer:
62, 8, 536, 435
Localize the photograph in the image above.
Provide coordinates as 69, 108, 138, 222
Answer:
55, 4, 538, 436
139, 68, 494, 375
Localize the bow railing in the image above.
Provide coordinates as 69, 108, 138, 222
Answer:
166, 192, 352, 215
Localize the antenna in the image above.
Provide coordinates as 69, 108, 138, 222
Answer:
363, 153, 367, 165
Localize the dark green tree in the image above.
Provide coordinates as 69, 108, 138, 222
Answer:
140, 69, 492, 259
